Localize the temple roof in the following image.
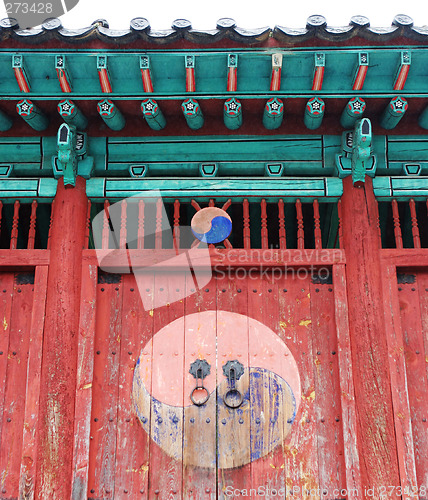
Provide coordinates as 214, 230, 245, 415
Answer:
0, 14, 428, 48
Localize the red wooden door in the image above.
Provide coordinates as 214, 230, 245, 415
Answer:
80, 265, 357, 499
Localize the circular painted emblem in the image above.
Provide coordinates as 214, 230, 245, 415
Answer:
191, 207, 232, 244
132, 311, 301, 469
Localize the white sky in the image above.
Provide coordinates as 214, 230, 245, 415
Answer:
1, 0, 427, 30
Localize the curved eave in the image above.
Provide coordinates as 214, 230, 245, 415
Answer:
0, 15, 428, 48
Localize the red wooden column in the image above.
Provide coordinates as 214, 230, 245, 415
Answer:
340, 176, 400, 493
35, 177, 88, 499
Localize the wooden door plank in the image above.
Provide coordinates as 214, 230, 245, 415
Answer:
399, 274, 428, 489
71, 262, 97, 500
183, 273, 217, 500
19, 266, 49, 500
217, 271, 251, 498
381, 264, 418, 499
277, 272, 320, 499
148, 272, 185, 499
0, 274, 34, 497
0, 273, 14, 445
248, 274, 287, 497
115, 274, 154, 498
332, 265, 362, 499
310, 277, 346, 495
88, 279, 123, 499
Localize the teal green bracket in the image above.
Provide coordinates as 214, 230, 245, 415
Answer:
340, 97, 366, 129
224, 98, 242, 130
0, 164, 13, 177
181, 98, 204, 130
263, 98, 284, 130
380, 96, 408, 129
402, 164, 422, 175
0, 108, 12, 131
141, 99, 166, 130
58, 99, 88, 130
16, 99, 48, 131
129, 165, 148, 177
199, 164, 218, 177
335, 119, 376, 183
52, 124, 94, 185
304, 98, 325, 130
97, 99, 125, 131
54, 123, 77, 186
86, 177, 343, 202
265, 163, 284, 177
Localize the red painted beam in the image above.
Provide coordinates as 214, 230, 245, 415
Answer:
340, 176, 400, 491
35, 177, 88, 499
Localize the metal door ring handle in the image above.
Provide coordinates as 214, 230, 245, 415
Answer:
224, 388, 243, 409
190, 386, 210, 406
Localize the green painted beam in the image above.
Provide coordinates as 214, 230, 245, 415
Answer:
1, 47, 428, 99
373, 176, 428, 199
0, 178, 57, 200
86, 177, 343, 202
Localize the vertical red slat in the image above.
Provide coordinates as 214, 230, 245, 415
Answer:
149, 272, 186, 497
173, 199, 180, 250
138, 200, 145, 250
398, 274, 428, 488
0, 273, 14, 445
10, 201, 20, 250
47, 201, 55, 250
102, 200, 110, 250
296, 199, 304, 250
313, 199, 322, 249
381, 265, 418, 498
243, 199, 251, 250
155, 198, 163, 250
409, 199, 421, 249
120, 200, 127, 248
333, 265, 363, 498
278, 199, 286, 249
70, 261, 97, 498
88, 279, 123, 498
0, 274, 34, 497
391, 199, 403, 249
183, 272, 216, 499
375, 200, 382, 248
115, 274, 154, 497
337, 200, 344, 249
27, 201, 37, 250
278, 272, 320, 496
208, 199, 215, 207
84, 200, 91, 250
261, 199, 268, 249
310, 277, 347, 494
19, 266, 49, 499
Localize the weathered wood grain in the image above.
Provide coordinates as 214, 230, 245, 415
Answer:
183, 273, 216, 500
332, 264, 362, 499
381, 264, 418, 499
248, 275, 287, 499
398, 275, 428, 489
217, 272, 251, 498
148, 272, 185, 499
115, 274, 153, 498
88, 281, 123, 498
0, 273, 14, 446
341, 176, 400, 490
0, 276, 33, 497
19, 266, 48, 500
70, 262, 97, 500
310, 278, 346, 495
0, 250, 50, 268
277, 272, 320, 498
